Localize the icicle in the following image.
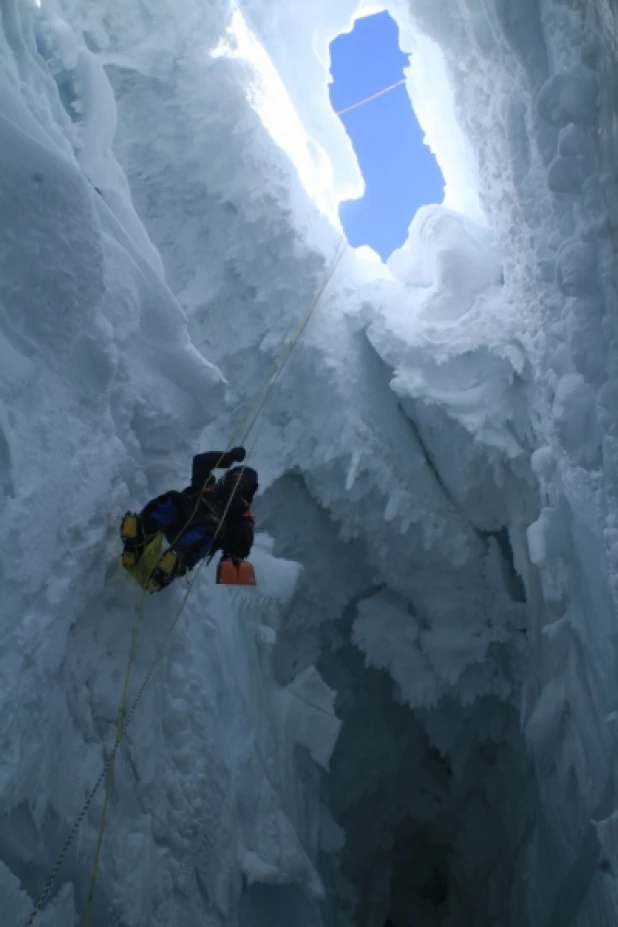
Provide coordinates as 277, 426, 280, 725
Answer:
345, 448, 362, 491
384, 489, 400, 522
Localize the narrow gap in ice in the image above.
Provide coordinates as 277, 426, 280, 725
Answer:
2, 1, 618, 926
328, 11, 445, 261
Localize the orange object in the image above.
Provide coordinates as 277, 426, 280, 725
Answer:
216, 558, 257, 586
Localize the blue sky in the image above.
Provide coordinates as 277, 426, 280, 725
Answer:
329, 12, 444, 261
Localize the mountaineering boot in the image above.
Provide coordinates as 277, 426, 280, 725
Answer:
145, 548, 189, 593
120, 512, 151, 567
121, 549, 139, 569
120, 512, 141, 543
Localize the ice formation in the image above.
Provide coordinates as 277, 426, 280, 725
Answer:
1, 0, 618, 925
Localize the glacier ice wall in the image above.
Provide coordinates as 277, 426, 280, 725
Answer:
388, 1, 618, 924
0, 4, 337, 926
1, 0, 618, 926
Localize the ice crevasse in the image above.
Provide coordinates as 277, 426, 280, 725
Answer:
1, 0, 618, 925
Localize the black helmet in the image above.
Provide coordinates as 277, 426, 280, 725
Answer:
224, 466, 258, 502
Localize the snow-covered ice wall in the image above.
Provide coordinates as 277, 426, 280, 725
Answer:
1, 0, 618, 925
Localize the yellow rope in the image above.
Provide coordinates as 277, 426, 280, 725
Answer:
81, 590, 147, 927
74, 237, 346, 915
154, 238, 347, 560
201, 238, 348, 556
335, 78, 406, 117
22, 238, 347, 927
239, 238, 347, 446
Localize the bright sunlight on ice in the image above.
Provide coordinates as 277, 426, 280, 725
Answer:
212, 8, 340, 225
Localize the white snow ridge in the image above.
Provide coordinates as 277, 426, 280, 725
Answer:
1, 0, 618, 925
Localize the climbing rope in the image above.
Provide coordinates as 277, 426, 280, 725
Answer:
19, 594, 147, 927
147, 236, 347, 560
238, 237, 347, 446
21, 237, 347, 927
335, 77, 406, 117
81, 591, 147, 927
201, 238, 348, 559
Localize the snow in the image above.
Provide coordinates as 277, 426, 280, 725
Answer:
537, 69, 599, 129
552, 373, 601, 466
2, 0, 618, 925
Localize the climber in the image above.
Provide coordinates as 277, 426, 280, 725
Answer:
120, 447, 258, 591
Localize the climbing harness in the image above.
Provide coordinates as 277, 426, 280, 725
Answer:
22, 237, 347, 927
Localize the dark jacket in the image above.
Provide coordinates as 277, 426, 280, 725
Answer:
184, 451, 255, 560
189, 450, 244, 490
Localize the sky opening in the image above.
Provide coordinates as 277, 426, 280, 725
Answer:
329, 11, 445, 261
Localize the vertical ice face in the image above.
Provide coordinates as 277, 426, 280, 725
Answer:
378, 1, 618, 924
2, 0, 618, 926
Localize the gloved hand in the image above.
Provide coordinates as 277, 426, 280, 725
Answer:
229, 446, 246, 463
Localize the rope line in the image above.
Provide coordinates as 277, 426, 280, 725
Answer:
81, 591, 147, 927
239, 238, 347, 446
21, 239, 346, 927
163, 238, 346, 559
335, 78, 406, 117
